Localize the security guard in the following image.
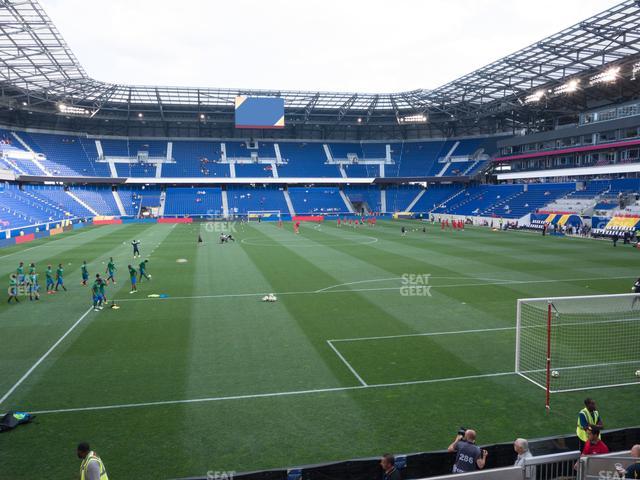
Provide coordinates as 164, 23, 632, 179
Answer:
77, 442, 109, 480
577, 398, 603, 447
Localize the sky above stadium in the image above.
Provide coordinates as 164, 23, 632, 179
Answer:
42, 0, 617, 93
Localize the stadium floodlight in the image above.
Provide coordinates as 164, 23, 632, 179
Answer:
554, 79, 580, 95
515, 293, 640, 410
632, 62, 640, 81
397, 113, 427, 124
57, 103, 89, 116
524, 90, 545, 104
199, 113, 206, 120
137, 112, 144, 118
590, 66, 620, 85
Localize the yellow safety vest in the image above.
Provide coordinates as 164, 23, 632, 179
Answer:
80, 451, 109, 480
576, 407, 600, 442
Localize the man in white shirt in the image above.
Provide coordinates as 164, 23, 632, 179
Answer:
514, 438, 535, 479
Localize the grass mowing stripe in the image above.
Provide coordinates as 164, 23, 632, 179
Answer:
0, 307, 93, 407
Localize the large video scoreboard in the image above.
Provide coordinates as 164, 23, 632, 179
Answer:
235, 96, 285, 129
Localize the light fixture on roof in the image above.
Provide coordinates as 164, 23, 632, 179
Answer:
137, 112, 144, 118
524, 90, 545, 104
357, 117, 362, 123
554, 79, 580, 95
21, 101, 27, 106
397, 113, 427, 124
199, 113, 206, 120
590, 66, 620, 85
57, 102, 89, 116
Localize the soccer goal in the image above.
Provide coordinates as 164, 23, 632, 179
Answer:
247, 210, 281, 222
515, 293, 640, 409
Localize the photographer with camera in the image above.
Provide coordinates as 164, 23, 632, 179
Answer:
447, 428, 488, 474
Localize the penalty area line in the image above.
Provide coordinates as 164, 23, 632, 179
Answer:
26, 371, 514, 416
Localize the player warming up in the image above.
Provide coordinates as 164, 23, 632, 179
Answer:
105, 257, 117, 284
139, 260, 151, 282
81, 261, 89, 286
128, 264, 138, 293
91, 279, 103, 311
55, 263, 67, 291
8, 274, 19, 303
27, 270, 39, 301
45, 265, 55, 294
132, 239, 141, 258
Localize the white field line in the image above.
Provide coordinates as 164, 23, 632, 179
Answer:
330, 316, 640, 343
112, 275, 636, 303
0, 307, 94, 407
326, 340, 368, 386
25, 371, 514, 416
521, 359, 640, 375
550, 380, 640, 393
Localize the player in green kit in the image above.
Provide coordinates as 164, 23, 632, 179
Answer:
81, 261, 89, 286
96, 274, 107, 304
105, 257, 117, 284
8, 274, 19, 303
45, 265, 55, 294
91, 279, 102, 311
27, 271, 39, 301
55, 263, 67, 291
128, 264, 137, 293
138, 260, 151, 282
16, 262, 25, 285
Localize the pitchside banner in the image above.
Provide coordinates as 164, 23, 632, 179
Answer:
235, 96, 285, 129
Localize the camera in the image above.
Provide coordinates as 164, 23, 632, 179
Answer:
457, 427, 467, 437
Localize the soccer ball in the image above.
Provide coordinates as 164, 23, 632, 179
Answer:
635, 370, 640, 377
551, 370, 560, 378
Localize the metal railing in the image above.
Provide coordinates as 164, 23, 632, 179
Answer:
579, 451, 637, 480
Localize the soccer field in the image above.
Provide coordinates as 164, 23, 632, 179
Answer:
0, 220, 638, 479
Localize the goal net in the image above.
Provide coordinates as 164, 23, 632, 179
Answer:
516, 294, 640, 408
247, 210, 281, 221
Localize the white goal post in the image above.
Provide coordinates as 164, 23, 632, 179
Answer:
515, 293, 640, 409
247, 210, 281, 221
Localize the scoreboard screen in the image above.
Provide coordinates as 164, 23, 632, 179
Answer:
235, 96, 285, 129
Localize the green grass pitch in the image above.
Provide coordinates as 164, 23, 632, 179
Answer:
0, 220, 638, 479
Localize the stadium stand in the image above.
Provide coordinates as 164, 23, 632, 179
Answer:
164, 187, 224, 216
227, 186, 289, 215
288, 187, 347, 214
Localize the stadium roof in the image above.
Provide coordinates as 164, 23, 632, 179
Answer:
1, 0, 640, 138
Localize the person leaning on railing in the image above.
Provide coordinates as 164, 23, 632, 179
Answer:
616, 444, 640, 479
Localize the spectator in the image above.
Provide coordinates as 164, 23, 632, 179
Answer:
514, 438, 535, 479
380, 453, 401, 480
448, 429, 488, 473
577, 398, 603, 447
514, 438, 533, 465
582, 426, 609, 456
77, 442, 108, 480
615, 444, 640, 479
